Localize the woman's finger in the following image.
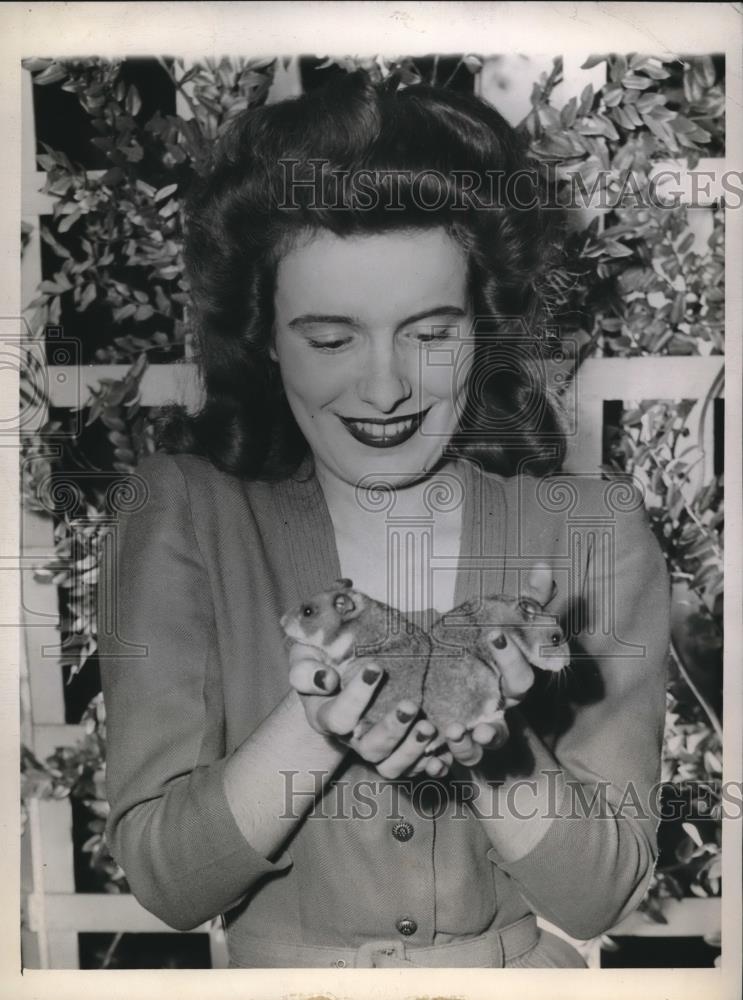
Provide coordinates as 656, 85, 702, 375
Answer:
445, 725, 483, 767
288, 656, 341, 696
487, 629, 536, 704
523, 562, 556, 606
375, 719, 438, 779
422, 749, 453, 778
353, 699, 421, 763
315, 663, 385, 736
472, 718, 509, 750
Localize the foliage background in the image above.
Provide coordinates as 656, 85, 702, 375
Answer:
20, 52, 724, 964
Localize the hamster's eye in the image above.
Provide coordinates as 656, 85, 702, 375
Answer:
518, 598, 540, 619
550, 631, 563, 646
302, 604, 315, 617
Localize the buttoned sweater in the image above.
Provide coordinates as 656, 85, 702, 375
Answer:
98, 451, 670, 961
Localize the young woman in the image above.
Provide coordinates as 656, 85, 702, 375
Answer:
98, 71, 670, 968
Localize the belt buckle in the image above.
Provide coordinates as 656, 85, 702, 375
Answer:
355, 939, 410, 968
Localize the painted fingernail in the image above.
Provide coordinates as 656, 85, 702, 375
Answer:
362, 667, 381, 684
396, 708, 415, 724
416, 727, 434, 742
313, 669, 327, 691
493, 633, 507, 650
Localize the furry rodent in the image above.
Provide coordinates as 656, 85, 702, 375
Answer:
280, 579, 431, 733
280, 579, 569, 744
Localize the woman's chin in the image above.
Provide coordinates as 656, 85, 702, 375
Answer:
334, 440, 447, 487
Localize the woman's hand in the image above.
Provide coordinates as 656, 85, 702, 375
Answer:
288, 644, 453, 779
444, 563, 558, 767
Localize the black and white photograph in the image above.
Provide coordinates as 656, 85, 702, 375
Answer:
4, 3, 741, 998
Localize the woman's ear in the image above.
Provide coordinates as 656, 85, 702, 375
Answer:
268, 325, 279, 363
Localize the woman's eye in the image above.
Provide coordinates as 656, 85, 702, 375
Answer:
307, 338, 351, 352
408, 326, 458, 344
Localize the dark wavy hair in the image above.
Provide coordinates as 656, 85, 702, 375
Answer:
157, 70, 568, 480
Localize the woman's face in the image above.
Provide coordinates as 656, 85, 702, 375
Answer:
272, 227, 474, 490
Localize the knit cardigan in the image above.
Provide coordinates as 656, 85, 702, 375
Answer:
98, 451, 670, 954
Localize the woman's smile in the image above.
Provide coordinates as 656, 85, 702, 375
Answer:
338, 406, 431, 448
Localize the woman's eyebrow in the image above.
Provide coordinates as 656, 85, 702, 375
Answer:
288, 313, 362, 330
287, 305, 466, 331
397, 305, 467, 330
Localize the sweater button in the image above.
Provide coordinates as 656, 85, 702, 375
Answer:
391, 821, 414, 842
396, 917, 417, 937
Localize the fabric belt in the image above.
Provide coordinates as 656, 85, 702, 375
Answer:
228, 913, 539, 968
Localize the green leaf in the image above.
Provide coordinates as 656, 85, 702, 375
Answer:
125, 85, 142, 116
537, 105, 562, 130
675, 836, 695, 863
612, 106, 636, 131
40, 227, 72, 259
641, 112, 679, 151
34, 62, 68, 86
581, 55, 608, 70
108, 429, 130, 448
578, 84, 594, 116
23, 58, 53, 73
682, 822, 703, 847
57, 209, 82, 234
610, 55, 627, 83
603, 239, 633, 258
602, 84, 624, 108
575, 116, 609, 137
560, 97, 577, 128
677, 232, 695, 255
158, 199, 179, 218
113, 303, 137, 322
622, 74, 653, 90
697, 55, 717, 88
630, 57, 670, 80
154, 183, 178, 202
157, 264, 182, 280
636, 92, 666, 114
80, 283, 97, 311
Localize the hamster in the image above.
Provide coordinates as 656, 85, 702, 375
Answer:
425, 595, 570, 738
280, 581, 570, 746
280, 578, 431, 734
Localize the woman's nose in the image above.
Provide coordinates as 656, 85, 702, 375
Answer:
356, 343, 412, 413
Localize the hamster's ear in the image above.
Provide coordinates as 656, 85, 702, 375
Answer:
333, 592, 361, 618
334, 578, 353, 589
343, 590, 367, 621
